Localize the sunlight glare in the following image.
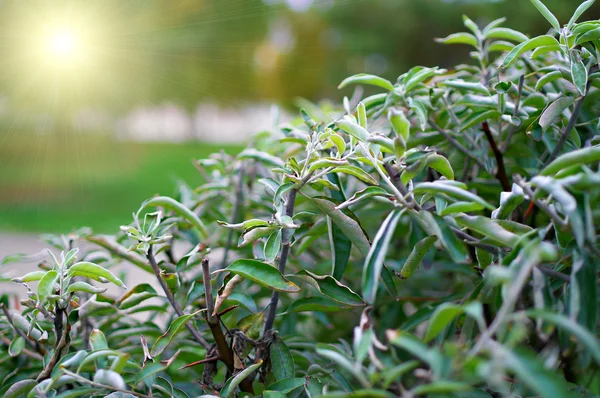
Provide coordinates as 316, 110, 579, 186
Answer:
48, 30, 77, 58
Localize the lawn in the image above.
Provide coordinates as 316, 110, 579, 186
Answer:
0, 133, 242, 233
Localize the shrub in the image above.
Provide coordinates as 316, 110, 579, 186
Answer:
2, 1, 600, 397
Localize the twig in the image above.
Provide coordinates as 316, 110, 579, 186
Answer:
60, 368, 153, 398
37, 322, 71, 381
87, 235, 154, 273
263, 188, 298, 334
202, 258, 254, 394
514, 175, 567, 230
482, 121, 511, 191
383, 163, 420, 211
428, 119, 488, 171
536, 265, 570, 283
0, 335, 43, 360
1, 304, 46, 355
470, 246, 541, 355
543, 67, 596, 166
147, 246, 210, 350
54, 308, 64, 348
501, 74, 524, 154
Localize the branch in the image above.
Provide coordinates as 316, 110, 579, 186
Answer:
428, 119, 488, 171
146, 247, 210, 350
543, 67, 596, 166
1, 304, 46, 356
87, 235, 154, 273
514, 175, 567, 230
0, 335, 43, 360
202, 258, 254, 394
482, 121, 511, 191
37, 322, 71, 381
470, 248, 541, 355
263, 188, 298, 333
61, 368, 153, 398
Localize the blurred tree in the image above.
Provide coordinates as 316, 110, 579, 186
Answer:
0, 0, 597, 116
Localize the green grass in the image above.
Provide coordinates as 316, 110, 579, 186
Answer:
0, 133, 242, 233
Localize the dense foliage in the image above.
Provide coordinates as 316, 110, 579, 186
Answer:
2, 1, 600, 397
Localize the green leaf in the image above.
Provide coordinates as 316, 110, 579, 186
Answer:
151, 310, 201, 357
501, 35, 560, 68
413, 182, 494, 210
460, 110, 501, 131
426, 154, 454, 180
238, 148, 285, 168
439, 201, 484, 216
439, 79, 490, 95
118, 283, 158, 310
571, 60, 588, 96
328, 216, 352, 280
310, 197, 370, 256
316, 345, 370, 388
76, 349, 127, 372
336, 119, 369, 142
535, 70, 563, 90
338, 73, 395, 92
455, 214, 520, 247
66, 281, 107, 295
11, 271, 47, 283
362, 209, 404, 304
423, 302, 483, 342
134, 362, 167, 385
266, 378, 305, 394
488, 40, 516, 52
484, 27, 528, 43
224, 259, 300, 293
5, 380, 37, 398
221, 360, 262, 397
389, 109, 410, 142
237, 312, 264, 340
382, 361, 420, 389
68, 262, 125, 288
141, 196, 207, 240
89, 329, 108, 351
435, 32, 478, 47
386, 331, 445, 377
496, 346, 578, 398
284, 297, 348, 313
295, 270, 365, 306
8, 336, 25, 357
575, 26, 600, 45
307, 158, 348, 174
524, 310, 600, 365
529, 0, 561, 31
419, 212, 470, 264
37, 270, 59, 304
539, 145, 600, 176
492, 183, 525, 220
331, 165, 378, 185
568, 0, 595, 28
411, 381, 472, 395
404, 67, 439, 92
399, 236, 437, 279
270, 338, 295, 381
264, 230, 282, 263
337, 187, 392, 210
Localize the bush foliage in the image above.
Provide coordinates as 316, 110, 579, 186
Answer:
2, 1, 600, 397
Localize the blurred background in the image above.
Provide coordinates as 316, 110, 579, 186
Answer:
0, 0, 597, 234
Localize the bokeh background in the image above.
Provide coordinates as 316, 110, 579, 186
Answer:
0, 0, 597, 233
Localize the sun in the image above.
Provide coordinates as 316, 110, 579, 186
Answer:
48, 30, 78, 58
